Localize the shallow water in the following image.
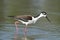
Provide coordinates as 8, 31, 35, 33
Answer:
0, 22, 60, 40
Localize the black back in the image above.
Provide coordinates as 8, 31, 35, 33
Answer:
15, 15, 32, 22
34, 13, 40, 18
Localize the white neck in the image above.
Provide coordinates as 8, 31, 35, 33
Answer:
34, 13, 43, 20
33, 13, 43, 23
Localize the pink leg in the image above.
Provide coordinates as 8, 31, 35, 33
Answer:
14, 21, 19, 40
23, 25, 28, 40
15, 23, 19, 33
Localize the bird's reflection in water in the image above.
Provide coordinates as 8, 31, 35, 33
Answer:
14, 36, 28, 40
14, 31, 28, 40
14, 30, 18, 40
21, 37, 34, 40
14, 27, 28, 40
14, 33, 34, 40
22, 37, 27, 40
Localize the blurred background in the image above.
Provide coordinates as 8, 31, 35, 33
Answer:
0, 0, 60, 40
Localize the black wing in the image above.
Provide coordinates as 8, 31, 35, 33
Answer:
16, 18, 28, 22
15, 15, 32, 22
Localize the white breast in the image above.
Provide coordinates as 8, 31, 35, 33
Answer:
18, 17, 34, 25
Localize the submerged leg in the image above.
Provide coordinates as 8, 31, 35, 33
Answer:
15, 21, 19, 33
14, 21, 19, 40
23, 25, 28, 40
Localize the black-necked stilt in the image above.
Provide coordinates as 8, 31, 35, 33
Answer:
8, 11, 50, 40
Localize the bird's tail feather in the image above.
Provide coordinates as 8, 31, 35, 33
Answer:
8, 16, 15, 18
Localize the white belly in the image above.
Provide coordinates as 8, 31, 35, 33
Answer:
18, 20, 34, 25
18, 17, 38, 25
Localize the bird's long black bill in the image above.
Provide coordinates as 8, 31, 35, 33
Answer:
46, 16, 51, 22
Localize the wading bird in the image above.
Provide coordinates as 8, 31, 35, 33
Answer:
8, 11, 50, 40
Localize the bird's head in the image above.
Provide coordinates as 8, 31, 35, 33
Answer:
40, 11, 47, 17
40, 11, 51, 22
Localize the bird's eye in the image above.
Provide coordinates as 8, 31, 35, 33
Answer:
41, 11, 47, 15
43, 13, 46, 15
